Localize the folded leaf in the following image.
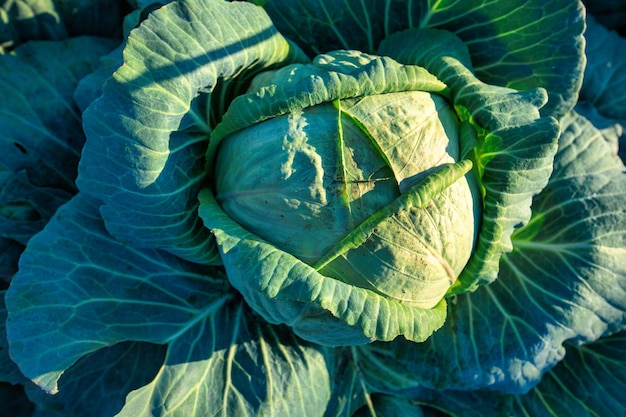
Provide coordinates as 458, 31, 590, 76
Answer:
78, 0, 308, 265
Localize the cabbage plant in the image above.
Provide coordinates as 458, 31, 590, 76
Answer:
1, 0, 625, 416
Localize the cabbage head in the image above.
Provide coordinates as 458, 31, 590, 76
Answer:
213, 61, 479, 309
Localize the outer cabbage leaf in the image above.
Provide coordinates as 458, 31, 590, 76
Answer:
1, 290, 28, 385
0, 36, 117, 392
579, 15, 626, 161
0, 37, 118, 192
513, 331, 626, 416
358, 109, 626, 393
300, 344, 431, 417
74, 3, 177, 112
378, 28, 560, 292
0, 170, 72, 246
5, 193, 230, 393
1, 0, 66, 51
352, 395, 425, 417
73, 43, 125, 112
0, 37, 117, 266
404, 388, 514, 417
0, 0, 127, 52
5, 194, 332, 415
23, 342, 166, 417
78, 0, 308, 265
255, 0, 585, 119
322, 349, 371, 417
580, 15, 626, 123
575, 102, 624, 164
117, 304, 331, 417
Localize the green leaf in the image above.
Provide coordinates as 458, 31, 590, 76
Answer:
117, 303, 331, 417
315, 161, 475, 308
5, 193, 231, 394
78, 0, 308, 264
0, 0, 66, 52
6, 194, 332, 416
1, 290, 27, 385
352, 394, 425, 417
575, 102, 625, 164
358, 110, 626, 394
0, 37, 118, 191
24, 342, 166, 417
73, 43, 125, 112
378, 28, 560, 292
323, 349, 370, 417
580, 15, 626, 123
0, 36, 116, 286
0, 0, 127, 52
0, 170, 72, 245
324, 348, 424, 417
514, 332, 626, 416
257, 0, 585, 118
198, 189, 448, 345
402, 387, 514, 417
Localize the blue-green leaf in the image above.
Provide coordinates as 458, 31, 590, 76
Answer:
580, 15, 626, 123
6, 193, 332, 416
117, 303, 331, 417
24, 342, 166, 417
352, 394, 425, 417
0, 0, 126, 52
257, 0, 585, 118
579, 13, 626, 162
323, 349, 369, 417
514, 331, 626, 416
402, 387, 514, 417
6, 193, 231, 394
1, 290, 27, 385
0, 37, 118, 191
78, 0, 308, 265
0, 35, 117, 285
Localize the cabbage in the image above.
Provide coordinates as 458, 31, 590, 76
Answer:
2, 0, 626, 415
